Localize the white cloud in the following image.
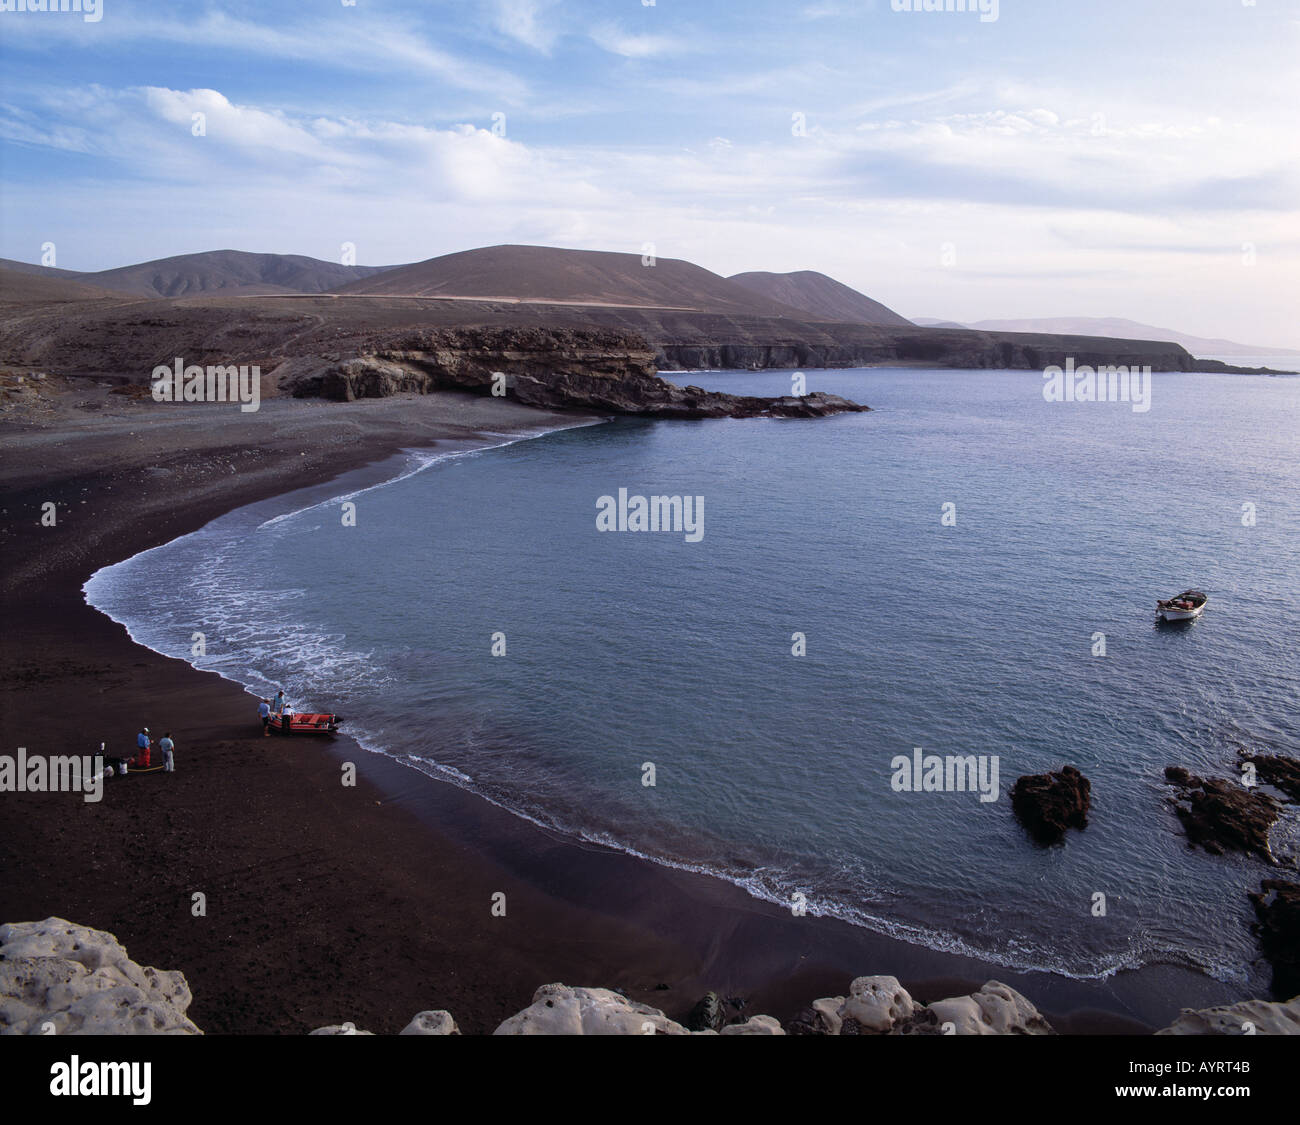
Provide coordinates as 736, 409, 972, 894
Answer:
489, 0, 559, 53
588, 24, 684, 59
0, 8, 530, 103
4, 75, 1297, 347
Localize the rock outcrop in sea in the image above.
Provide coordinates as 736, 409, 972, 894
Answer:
1163, 766, 1284, 863
1241, 751, 1300, 802
1249, 879, 1300, 1000
1010, 765, 1091, 844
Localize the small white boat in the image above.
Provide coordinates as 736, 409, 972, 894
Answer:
1156, 589, 1208, 622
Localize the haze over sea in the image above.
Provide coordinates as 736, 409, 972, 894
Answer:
87, 367, 1300, 989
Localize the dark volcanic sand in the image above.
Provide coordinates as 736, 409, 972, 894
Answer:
0, 385, 1243, 1034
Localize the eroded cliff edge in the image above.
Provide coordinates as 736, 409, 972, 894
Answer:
280, 328, 867, 418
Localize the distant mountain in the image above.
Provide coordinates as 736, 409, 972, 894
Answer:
0, 258, 88, 282
912, 317, 966, 330
727, 270, 912, 327
331, 244, 814, 318
915, 316, 1298, 358
0, 266, 125, 305
0, 251, 396, 299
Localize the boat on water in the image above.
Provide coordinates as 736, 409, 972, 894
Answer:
1156, 589, 1208, 622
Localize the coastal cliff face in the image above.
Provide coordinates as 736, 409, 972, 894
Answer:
284, 331, 868, 419
652, 323, 1199, 373
2, 290, 1264, 420
0, 303, 868, 419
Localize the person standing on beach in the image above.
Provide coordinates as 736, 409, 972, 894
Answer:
134, 727, 152, 769
159, 732, 175, 772
272, 689, 286, 717
258, 698, 271, 736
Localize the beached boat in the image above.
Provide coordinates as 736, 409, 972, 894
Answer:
272, 712, 342, 736
1156, 589, 1208, 622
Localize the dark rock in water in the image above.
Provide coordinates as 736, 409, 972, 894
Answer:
1240, 751, 1300, 803
683, 991, 724, 1033
1164, 768, 1282, 863
1249, 879, 1300, 1000
1010, 766, 1091, 844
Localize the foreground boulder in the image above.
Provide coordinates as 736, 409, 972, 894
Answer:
494, 984, 690, 1035
924, 981, 1054, 1035
1156, 996, 1300, 1035
683, 991, 725, 1032
309, 1023, 375, 1035
1164, 767, 1283, 863
1010, 766, 1091, 844
0, 918, 200, 1035
719, 1015, 784, 1035
801, 978, 1051, 1035
788, 996, 846, 1036
1249, 879, 1300, 1000
839, 975, 915, 1033
400, 1010, 460, 1035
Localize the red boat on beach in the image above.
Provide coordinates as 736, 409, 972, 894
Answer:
272, 712, 343, 736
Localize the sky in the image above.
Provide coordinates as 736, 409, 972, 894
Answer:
1, 0, 1298, 346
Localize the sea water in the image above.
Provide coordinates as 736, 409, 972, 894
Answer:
85, 367, 1300, 986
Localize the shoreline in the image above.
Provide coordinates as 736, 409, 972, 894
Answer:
0, 390, 1252, 1033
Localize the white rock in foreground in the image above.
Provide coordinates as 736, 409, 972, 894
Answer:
925, 981, 1053, 1035
1156, 997, 1300, 1036
839, 975, 915, 1032
494, 984, 690, 1035
309, 1023, 375, 1035
718, 1014, 785, 1035
400, 1010, 459, 1035
0, 918, 200, 1035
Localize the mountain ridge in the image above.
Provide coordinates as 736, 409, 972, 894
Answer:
728, 269, 912, 327
913, 315, 1298, 358
0, 250, 394, 299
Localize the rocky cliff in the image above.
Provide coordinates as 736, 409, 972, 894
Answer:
0, 289, 1283, 424
284, 330, 868, 419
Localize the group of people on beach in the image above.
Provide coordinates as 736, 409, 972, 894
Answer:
133, 727, 174, 770
101, 727, 175, 776
257, 690, 290, 736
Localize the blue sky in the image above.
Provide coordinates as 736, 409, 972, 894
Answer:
2, 0, 1297, 345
